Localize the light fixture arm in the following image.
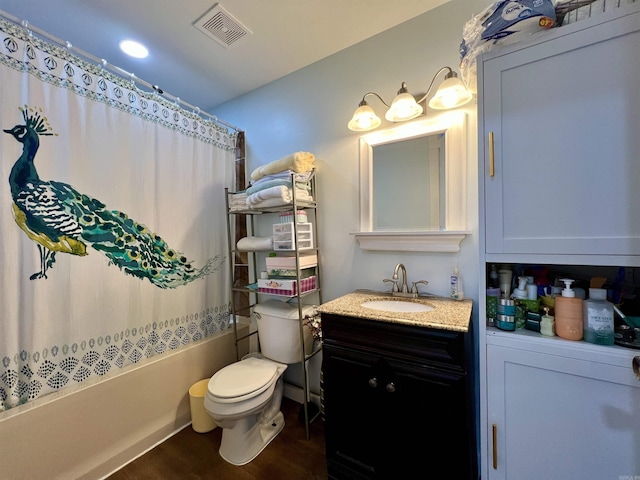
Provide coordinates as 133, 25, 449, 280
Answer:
415, 66, 453, 105
359, 91, 390, 109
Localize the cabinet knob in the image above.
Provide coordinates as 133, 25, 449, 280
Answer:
368, 377, 378, 388
386, 382, 396, 393
633, 356, 640, 381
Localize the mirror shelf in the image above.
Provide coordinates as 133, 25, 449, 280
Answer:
354, 111, 469, 253
352, 231, 470, 252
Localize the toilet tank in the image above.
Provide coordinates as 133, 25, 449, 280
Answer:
253, 300, 315, 364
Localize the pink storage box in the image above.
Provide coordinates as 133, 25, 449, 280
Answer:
258, 276, 316, 296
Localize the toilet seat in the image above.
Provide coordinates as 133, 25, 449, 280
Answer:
208, 357, 279, 404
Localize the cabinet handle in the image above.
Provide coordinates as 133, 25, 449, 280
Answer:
492, 424, 498, 469
368, 377, 378, 388
633, 356, 640, 381
386, 382, 396, 393
489, 132, 495, 177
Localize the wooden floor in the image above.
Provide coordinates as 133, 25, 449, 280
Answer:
107, 397, 327, 479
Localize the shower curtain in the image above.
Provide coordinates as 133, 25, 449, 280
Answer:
0, 17, 237, 411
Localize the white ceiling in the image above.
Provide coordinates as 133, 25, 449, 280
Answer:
0, 0, 447, 112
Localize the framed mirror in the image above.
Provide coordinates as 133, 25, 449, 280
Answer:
353, 110, 470, 252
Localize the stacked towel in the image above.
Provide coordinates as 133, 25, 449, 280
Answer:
228, 192, 248, 212
250, 170, 313, 187
247, 185, 313, 207
250, 152, 315, 182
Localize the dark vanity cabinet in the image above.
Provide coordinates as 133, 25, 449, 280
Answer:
321, 313, 477, 479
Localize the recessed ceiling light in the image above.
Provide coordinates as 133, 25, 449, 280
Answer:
119, 40, 149, 59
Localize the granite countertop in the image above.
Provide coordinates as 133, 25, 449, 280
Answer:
316, 289, 473, 332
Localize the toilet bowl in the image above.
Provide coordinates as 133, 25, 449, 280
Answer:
203, 300, 315, 465
204, 356, 288, 466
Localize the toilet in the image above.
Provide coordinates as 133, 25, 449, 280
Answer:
204, 300, 314, 466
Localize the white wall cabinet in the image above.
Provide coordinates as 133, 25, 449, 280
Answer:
480, 5, 640, 259
478, 4, 640, 480
486, 332, 640, 480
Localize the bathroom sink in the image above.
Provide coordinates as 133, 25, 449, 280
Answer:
360, 300, 434, 313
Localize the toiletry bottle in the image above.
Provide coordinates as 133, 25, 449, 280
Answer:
540, 306, 555, 336
451, 264, 464, 300
554, 278, 584, 341
489, 265, 499, 289
583, 288, 614, 345
496, 299, 515, 331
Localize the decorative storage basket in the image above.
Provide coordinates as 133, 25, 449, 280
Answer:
258, 276, 317, 296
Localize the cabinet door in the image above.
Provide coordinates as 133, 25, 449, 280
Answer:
323, 344, 473, 479
480, 9, 640, 255
486, 343, 640, 480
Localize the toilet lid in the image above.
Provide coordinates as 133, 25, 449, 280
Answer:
209, 357, 278, 399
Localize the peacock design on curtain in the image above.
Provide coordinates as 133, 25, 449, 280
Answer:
4, 105, 219, 288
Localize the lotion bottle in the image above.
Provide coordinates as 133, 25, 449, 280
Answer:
489, 265, 499, 289
583, 288, 614, 345
540, 306, 555, 336
555, 278, 584, 341
451, 264, 464, 300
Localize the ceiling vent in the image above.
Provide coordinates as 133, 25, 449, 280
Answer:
193, 3, 252, 48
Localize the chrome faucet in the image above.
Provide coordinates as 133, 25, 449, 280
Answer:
383, 263, 428, 298
393, 263, 409, 294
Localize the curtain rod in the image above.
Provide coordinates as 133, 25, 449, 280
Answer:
0, 9, 242, 134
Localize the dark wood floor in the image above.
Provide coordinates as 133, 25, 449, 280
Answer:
108, 397, 327, 479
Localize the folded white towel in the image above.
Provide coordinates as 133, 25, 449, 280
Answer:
246, 185, 313, 206
246, 178, 311, 196
247, 197, 301, 209
236, 236, 273, 251
228, 192, 248, 211
250, 152, 315, 182
250, 170, 314, 187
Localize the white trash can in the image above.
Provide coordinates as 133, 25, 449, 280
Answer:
188, 379, 217, 433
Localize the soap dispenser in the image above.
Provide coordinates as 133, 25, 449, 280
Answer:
554, 278, 584, 341
512, 276, 528, 300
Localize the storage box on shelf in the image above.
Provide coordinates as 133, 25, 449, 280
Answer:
258, 276, 317, 296
267, 266, 316, 280
266, 253, 317, 270
272, 222, 313, 251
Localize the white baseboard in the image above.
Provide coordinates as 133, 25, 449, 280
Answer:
283, 382, 321, 409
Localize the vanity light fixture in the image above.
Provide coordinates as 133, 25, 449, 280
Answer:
347, 66, 472, 132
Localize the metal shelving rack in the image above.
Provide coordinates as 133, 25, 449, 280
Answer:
224, 170, 322, 439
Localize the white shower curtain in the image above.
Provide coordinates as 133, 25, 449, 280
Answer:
0, 17, 237, 411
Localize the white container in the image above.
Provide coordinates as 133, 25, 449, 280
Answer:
272, 222, 312, 235
279, 210, 307, 223
272, 222, 313, 250
266, 254, 317, 269
253, 300, 314, 364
